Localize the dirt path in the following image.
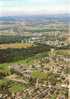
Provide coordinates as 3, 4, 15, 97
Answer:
6, 74, 28, 84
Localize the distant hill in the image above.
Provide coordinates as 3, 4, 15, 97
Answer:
0, 14, 70, 23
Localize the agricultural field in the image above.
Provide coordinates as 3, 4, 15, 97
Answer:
0, 43, 33, 49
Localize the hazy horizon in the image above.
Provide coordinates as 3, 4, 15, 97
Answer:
0, 0, 69, 16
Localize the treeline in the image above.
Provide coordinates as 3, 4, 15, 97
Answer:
0, 35, 30, 44
24, 29, 64, 33
0, 44, 50, 63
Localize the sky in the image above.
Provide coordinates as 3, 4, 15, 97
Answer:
0, 0, 70, 16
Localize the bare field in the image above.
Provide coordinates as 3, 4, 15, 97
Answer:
0, 43, 33, 49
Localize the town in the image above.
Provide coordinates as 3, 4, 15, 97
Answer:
0, 14, 70, 99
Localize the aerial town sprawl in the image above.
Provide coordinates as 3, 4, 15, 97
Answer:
0, 14, 70, 99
